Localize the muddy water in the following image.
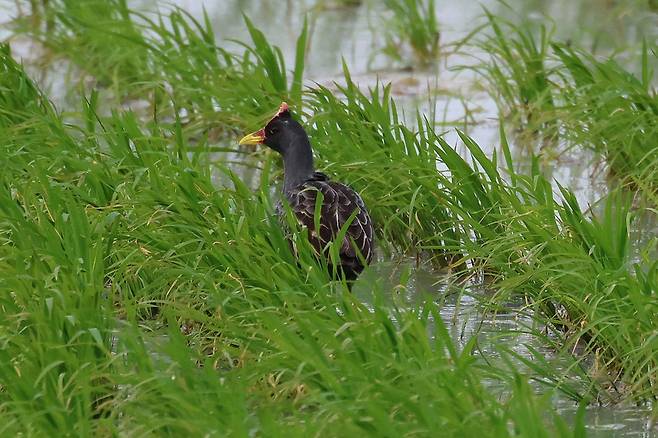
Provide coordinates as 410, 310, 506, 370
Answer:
3, 0, 657, 435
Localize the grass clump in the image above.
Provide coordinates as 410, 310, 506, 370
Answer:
380, 0, 440, 66
466, 11, 557, 137
304, 63, 658, 400
468, 11, 658, 199
436, 131, 658, 401
20, 0, 149, 87
553, 42, 658, 199
300, 53, 658, 399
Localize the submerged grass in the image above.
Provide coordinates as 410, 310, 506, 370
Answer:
2, 0, 657, 434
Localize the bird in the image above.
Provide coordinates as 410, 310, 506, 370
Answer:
239, 102, 374, 281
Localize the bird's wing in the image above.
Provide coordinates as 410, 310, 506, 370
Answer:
287, 178, 374, 265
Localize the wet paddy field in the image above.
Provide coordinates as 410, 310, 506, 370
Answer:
1, 0, 657, 436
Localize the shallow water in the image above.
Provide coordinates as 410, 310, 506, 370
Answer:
2, 0, 657, 434
357, 257, 656, 437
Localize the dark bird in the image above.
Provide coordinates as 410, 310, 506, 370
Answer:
239, 103, 374, 280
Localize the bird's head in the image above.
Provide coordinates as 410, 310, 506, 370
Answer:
238, 102, 306, 155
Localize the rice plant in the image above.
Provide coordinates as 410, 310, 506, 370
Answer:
2, 1, 657, 434
13, 1, 308, 133
0, 45, 582, 435
466, 10, 557, 137
380, 0, 440, 65
467, 10, 658, 199
20, 0, 149, 88
553, 41, 658, 199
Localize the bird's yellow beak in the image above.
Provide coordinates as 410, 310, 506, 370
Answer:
238, 129, 265, 146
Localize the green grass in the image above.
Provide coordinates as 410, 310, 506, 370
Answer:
553, 41, 658, 200
464, 11, 557, 138
2, 0, 658, 434
380, 0, 440, 65
13, 0, 308, 132
0, 45, 582, 436
20, 0, 149, 88
304, 77, 657, 402
466, 10, 658, 199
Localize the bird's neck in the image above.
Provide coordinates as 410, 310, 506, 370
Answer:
282, 136, 315, 193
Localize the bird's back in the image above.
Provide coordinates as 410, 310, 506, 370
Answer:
283, 172, 374, 279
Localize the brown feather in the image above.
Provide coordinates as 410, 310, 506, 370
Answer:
284, 172, 374, 279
